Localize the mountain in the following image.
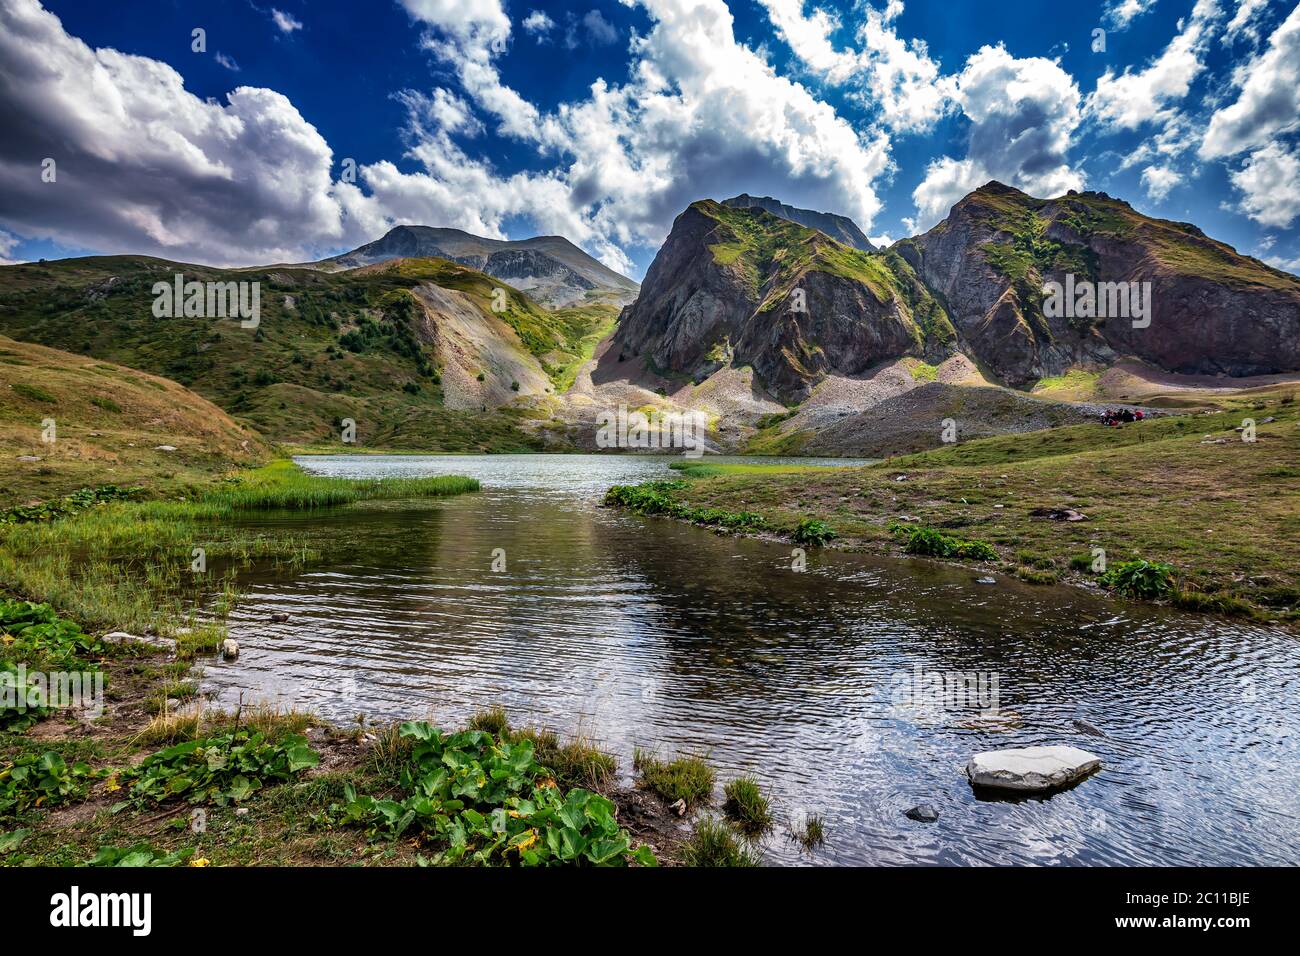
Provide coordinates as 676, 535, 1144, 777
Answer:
0, 255, 616, 450
613, 199, 949, 402
895, 181, 1300, 387
615, 185, 1300, 403
321, 226, 640, 308
721, 194, 874, 251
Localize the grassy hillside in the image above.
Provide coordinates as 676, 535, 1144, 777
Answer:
0, 336, 270, 507
0, 255, 611, 449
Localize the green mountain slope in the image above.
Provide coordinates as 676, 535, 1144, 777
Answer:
0, 255, 612, 450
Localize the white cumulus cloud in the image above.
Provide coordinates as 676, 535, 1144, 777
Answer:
1140, 164, 1182, 200
1200, 3, 1300, 159
1088, 0, 1222, 131
0, 0, 352, 265
1228, 141, 1300, 229
911, 45, 1083, 229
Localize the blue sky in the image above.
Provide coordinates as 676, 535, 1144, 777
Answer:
1, 0, 1297, 279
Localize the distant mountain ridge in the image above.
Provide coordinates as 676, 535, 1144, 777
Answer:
322, 225, 639, 308
721, 193, 875, 251
615, 183, 1300, 401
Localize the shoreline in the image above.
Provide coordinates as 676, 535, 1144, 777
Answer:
0, 462, 777, 867
604, 402, 1300, 625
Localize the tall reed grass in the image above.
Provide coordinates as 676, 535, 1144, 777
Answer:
0, 460, 479, 632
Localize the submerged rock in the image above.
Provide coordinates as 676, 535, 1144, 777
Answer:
1072, 718, 1108, 738
270, 612, 290, 623
966, 746, 1101, 792
904, 804, 940, 823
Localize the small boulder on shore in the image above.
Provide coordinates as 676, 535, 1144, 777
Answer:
966, 746, 1101, 793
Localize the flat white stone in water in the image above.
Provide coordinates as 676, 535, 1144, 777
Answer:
966, 746, 1101, 792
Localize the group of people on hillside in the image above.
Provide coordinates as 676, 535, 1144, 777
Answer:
1101, 407, 1144, 427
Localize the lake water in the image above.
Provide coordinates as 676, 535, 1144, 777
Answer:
200, 453, 1300, 866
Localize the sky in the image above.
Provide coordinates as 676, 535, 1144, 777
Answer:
0, 0, 1298, 280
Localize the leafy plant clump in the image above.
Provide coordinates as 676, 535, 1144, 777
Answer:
793, 518, 836, 546
0, 599, 104, 670
895, 524, 998, 561
1, 600, 103, 730
330, 722, 655, 867
1100, 559, 1176, 599
0, 485, 142, 525
604, 481, 766, 532
113, 731, 320, 809
0, 751, 100, 817
88, 843, 196, 867
722, 776, 773, 834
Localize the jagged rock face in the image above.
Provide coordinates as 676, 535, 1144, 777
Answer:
734, 271, 920, 400
615, 206, 757, 373
618, 183, 1300, 401
615, 204, 927, 402
908, 182, 1300, 386
1077, 232, 1300, 377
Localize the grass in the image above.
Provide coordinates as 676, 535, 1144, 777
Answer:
604, 480, 767, 532
1032, 369, 1102, 401
0, 459, 478, 633
682, 818, 761, 867
0, 335, 272, 507
213, 460, 479, 510
722, 776, 773, 834
544, 303, 621, 393
634, 748, 716, 808
792, 814, 826, 850
609, 402, 1300, 621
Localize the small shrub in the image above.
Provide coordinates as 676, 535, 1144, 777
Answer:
900, 525, 997, 561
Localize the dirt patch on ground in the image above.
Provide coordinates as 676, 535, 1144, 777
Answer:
604, 784, 692, 866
